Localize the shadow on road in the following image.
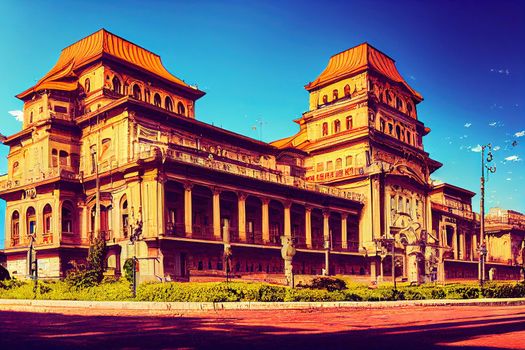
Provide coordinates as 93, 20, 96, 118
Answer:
0, 308, 524, 349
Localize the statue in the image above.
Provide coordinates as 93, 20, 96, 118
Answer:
281, 236, 296, 287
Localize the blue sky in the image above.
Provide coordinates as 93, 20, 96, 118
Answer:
0, 0, 523, 248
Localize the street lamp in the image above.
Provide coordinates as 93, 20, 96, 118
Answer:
479, 144, 496, 287
129, 220, 142, 297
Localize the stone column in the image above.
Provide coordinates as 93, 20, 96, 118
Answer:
212, 188, 221, 239
261, 198, 270, 243
459, 230, 465, 260
284, 201, 292, 238
184, 183, 193, 237
305, 206, 312, 248
472, 233, 478, 261
156, 174, 166, 236
238, 192, 247, 242
323, 210, 330, 242
341, 213, 348, 249
452, 227, 458, 260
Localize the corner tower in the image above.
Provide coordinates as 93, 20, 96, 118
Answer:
273, 43, 442, 283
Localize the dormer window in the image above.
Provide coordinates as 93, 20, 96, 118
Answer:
154, 93, 162, 107
332, 89, 338, 100
322, 122, 328, 136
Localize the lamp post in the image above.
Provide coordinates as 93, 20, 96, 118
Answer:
479, 144, 496, 287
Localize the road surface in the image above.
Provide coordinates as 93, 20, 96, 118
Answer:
1, 304, 524, 349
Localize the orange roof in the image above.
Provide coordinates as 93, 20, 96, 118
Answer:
17, 29, 203, 99
305, 43, 422, 101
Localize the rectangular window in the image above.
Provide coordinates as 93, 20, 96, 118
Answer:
316, 162, 324, 172
326, 161, 333, 171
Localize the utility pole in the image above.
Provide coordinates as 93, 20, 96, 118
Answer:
479, 144, 495, 286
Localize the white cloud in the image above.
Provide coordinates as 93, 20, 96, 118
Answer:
8, 110, 23, 122
506, 178, 512, 181
493, 146, 501, 151
489, 122, 497, 127
505, 155, 521, 162
515, 130, 525, 137
471, 144, 482, 152
464, 123, 472, 128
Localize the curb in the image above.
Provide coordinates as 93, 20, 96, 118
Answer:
0, 298, 524, 312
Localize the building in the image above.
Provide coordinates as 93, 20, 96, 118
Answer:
0, 30, 522, 283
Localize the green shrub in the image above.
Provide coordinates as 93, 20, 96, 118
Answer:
284, 288, 345, 302
403, 289, 425, 300
300, 277, 347, 292
342, 290, 363, 301
258, 284, 286, 302
444, 285, 480, 299
123, 259, 134, 283
481, 282, 525, 298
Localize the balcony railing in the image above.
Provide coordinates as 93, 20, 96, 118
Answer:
432, 202, 474, 220
137, 147, 365, 204
0, 168, 79, 192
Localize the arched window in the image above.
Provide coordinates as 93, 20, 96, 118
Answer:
165, 96, 173, 112
29, 111, 33, 124
335, 158, 342, 170
398, 196, 404, 213
322, 122, 328, 136
344, 84, 351, 97
396, 96, 403, 110
11, 211, 20, 246
322, 95, 328, 104
51, 149, 58, 167
333, 89, 339, 100
62, 203, 73, 233
379, 119, 385, 132
345, 155, 353, 167
346, 116, 353, 130
406, 131, 411, 145
177, 102, 186, 115
132, 84, 142, 100
121, 196, 129, 238
26, 207, 36, 236
84, 78, 91, 93
395, 125, 401, 139
59, 150, 69, 167
153, 93, 162, 107
326, 161, 333, 171
112, 76, 121, 94
43, 204, 52, 242
334, 119, 341, 133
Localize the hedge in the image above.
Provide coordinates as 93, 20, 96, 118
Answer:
0, 279, 524, 302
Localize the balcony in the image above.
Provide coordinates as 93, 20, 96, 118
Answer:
137, 147, 366, 204
432, 202, 474, 220
0, 168, 79, 193
42, 232, 53, 245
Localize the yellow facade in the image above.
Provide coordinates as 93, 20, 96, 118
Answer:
1, 31, 523, 283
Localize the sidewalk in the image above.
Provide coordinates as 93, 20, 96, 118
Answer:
1, 298, 524, 313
